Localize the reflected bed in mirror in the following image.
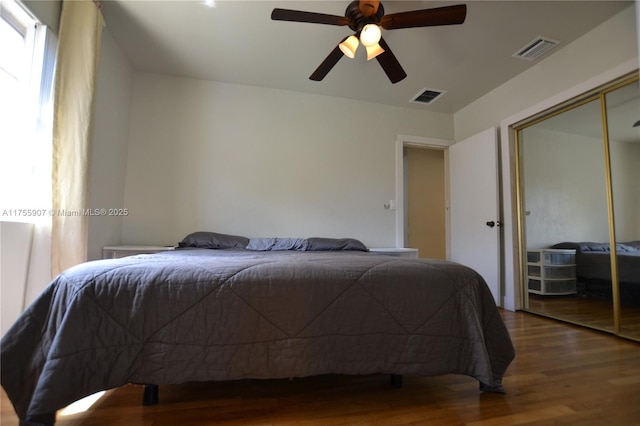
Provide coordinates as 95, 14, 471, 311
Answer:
551, 241, 640, 289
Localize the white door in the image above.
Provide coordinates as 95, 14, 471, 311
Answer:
449, 127, 501, 305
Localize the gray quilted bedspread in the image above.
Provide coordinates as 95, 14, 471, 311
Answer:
1, 249, 514, 422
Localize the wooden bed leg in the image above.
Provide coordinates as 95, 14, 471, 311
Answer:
142, 384, 159, 406
390, 374, 403, 388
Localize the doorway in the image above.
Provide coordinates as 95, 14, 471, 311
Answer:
395, 135, 452, 257
405, 147, 446, 259
395, 132, 503, 305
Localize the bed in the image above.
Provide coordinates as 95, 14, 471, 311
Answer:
551, 241, 640, 289
1, 232, 515, 425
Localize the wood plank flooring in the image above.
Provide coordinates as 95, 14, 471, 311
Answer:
2, 311, 639, 425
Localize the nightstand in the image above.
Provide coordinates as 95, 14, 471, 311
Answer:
102, 245, 176, 259
369, 248, 419, 259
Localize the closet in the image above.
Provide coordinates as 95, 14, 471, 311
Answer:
515, 72, 639, 341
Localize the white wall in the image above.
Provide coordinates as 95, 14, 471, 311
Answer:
610, 140, 640, 241
0, 222, 33, 336
454, 4, 639, 142
121, 74, 453, 248
521, 127, 611, 248
22, 0, 61, 33
87, 29, 134, 260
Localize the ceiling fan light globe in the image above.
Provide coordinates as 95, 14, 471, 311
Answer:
360, 24, 382, 47
366, 43, 384, 60
339, 35, 359, 58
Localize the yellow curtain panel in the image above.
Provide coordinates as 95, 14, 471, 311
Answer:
52, 0, 103, 276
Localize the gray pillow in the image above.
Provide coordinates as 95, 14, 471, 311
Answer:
178, 232, 249, 249
246, 238, 277, 251
273, 238, 308, 251
622, 241, 640, 251
246, 238, 309, 251
306, 237, 368, 252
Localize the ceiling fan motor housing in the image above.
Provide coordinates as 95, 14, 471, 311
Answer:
346, 1, 385, 33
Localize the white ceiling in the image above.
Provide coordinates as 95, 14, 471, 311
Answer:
534, 79, 640, 144
100, 0, 633, 114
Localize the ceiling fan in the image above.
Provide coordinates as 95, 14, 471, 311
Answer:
271, 1, 467, 84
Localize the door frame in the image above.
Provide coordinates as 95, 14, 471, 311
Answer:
394, 134, 453, 250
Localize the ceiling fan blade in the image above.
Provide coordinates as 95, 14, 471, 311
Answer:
375, 38, 407, 84
271, 8, 351, 26
309, 42, 346, 81
380, 4, 467, 30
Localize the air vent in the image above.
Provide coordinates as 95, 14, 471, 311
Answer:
513, 36, 559, 61
410, 88, 446, 105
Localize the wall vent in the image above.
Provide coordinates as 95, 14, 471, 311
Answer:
513, 36, 559, 61
410, 88, 446, 105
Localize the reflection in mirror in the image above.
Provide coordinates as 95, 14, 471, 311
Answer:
606, 79, 640, 340
519, 97, 614, 332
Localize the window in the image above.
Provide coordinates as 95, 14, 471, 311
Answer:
0, 0, 56, 222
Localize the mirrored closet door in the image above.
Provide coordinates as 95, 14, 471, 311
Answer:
516, 73, 639, 341
606, 78, 640, 340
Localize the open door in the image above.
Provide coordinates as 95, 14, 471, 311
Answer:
449, 128, 501, 305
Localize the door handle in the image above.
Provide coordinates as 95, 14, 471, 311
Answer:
486, 221, 501, 228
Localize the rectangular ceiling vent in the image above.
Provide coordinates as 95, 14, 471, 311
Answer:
513, 36, 560, 61
410, 88, 446, 105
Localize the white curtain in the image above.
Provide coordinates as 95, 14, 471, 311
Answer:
23, 25, 57, 307
51, 0, 103, 276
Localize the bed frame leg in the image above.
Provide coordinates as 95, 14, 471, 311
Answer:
390, 374, 403, 388
142, 384, 159, 406
479, 382, 506, 394
24, 412, 56, 425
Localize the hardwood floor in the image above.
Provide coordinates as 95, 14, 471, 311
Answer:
2, 311, 639, 425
